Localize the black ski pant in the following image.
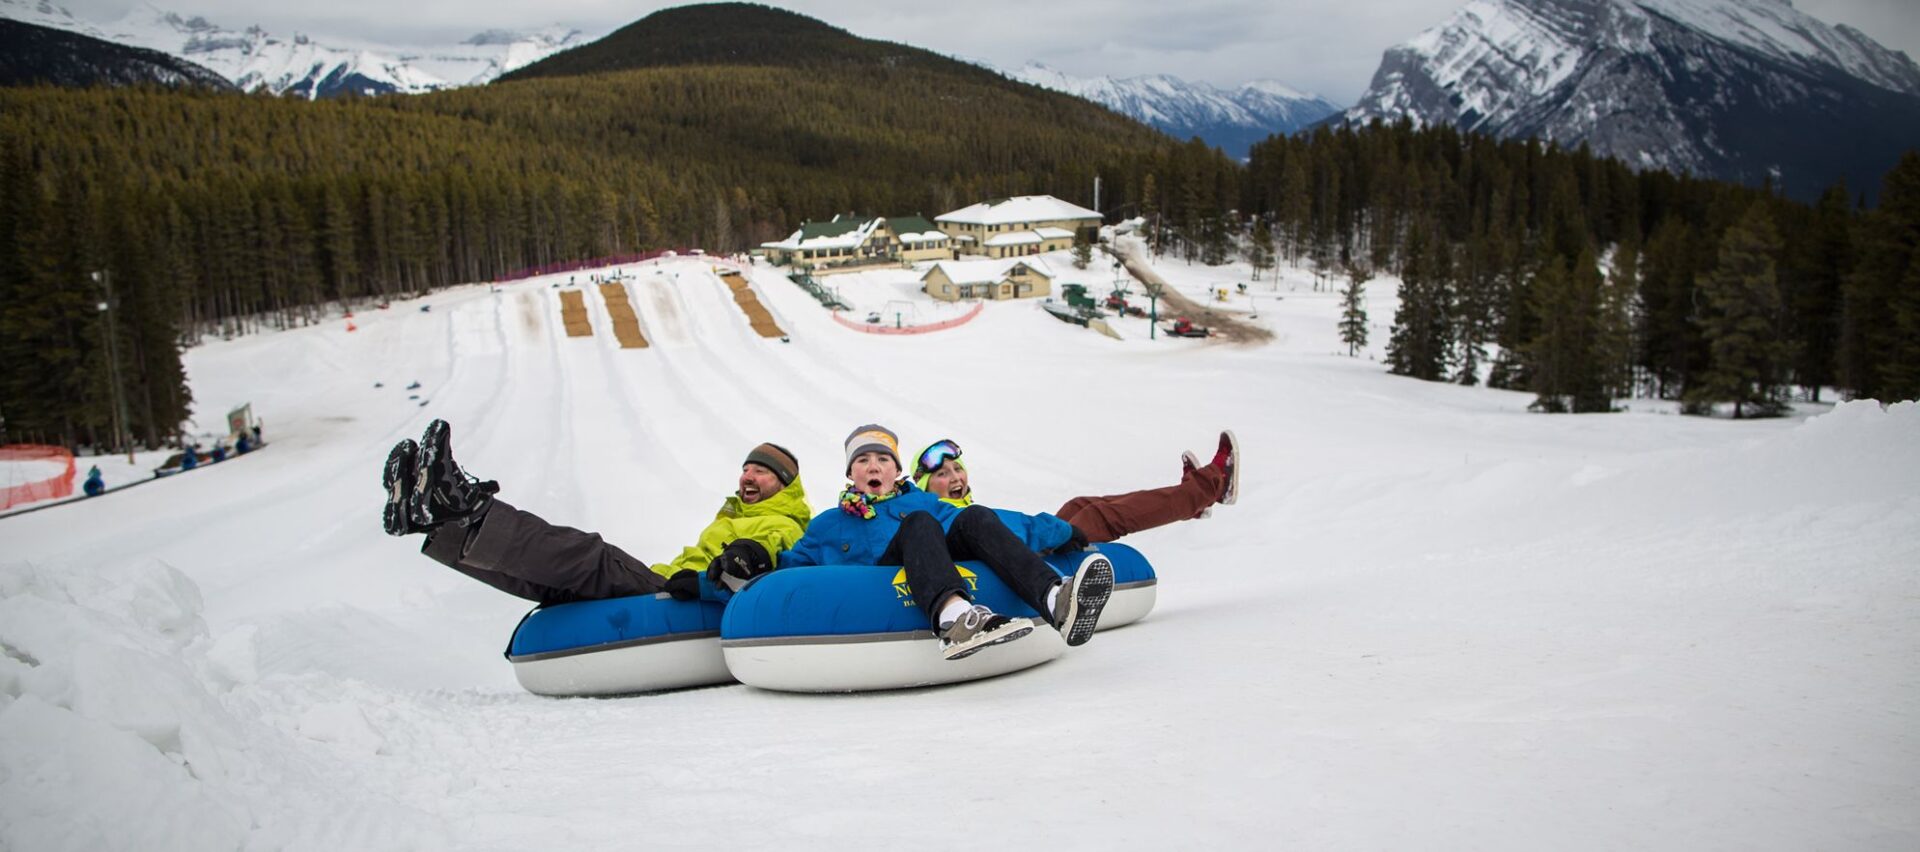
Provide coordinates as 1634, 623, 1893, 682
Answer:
419, 498, 666, 605
881, 505, 1063, 627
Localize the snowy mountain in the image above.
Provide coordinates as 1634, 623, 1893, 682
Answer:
1010, 62, 1342, 159
1341, 0, 1920, 201
0, 0, 588, 97
1, 17, 233, 90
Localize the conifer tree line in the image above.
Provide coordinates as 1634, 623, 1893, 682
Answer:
1224, 121, 1920, 414
3, 77, 1913, 448
0, 70, 1170, 450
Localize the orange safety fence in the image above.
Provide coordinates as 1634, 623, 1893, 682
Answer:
831, 302, 984, 335
2, 444, 75, 509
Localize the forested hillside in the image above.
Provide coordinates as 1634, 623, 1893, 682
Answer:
1, 2, 1912, 451
0, 5, 1186, 450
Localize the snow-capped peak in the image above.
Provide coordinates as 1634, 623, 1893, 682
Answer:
1008, 62, 1342, 158
2, 0, 592, 97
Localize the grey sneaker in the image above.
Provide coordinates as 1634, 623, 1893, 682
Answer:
939, 605, 1034, 661
1052, 554, 1115, 647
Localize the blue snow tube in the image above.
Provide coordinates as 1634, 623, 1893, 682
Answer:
720, 542, 1156, 693
502, 543, 1156, 697
505, 596, 729, 696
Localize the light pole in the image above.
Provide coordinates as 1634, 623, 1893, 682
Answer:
92, 271, 134, 464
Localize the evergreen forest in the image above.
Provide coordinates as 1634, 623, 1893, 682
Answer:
2, 6, 1916, 449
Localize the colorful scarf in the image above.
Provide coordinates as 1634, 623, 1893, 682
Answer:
838, 483, 904, 519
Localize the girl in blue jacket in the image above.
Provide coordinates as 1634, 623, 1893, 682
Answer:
775, 424, 1114, 661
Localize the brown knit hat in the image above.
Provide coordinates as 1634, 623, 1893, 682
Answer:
744, 442, 799, 485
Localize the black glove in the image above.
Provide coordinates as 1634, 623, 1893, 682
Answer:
663, 570, 700, 601
1054, 524, 1090, 554
706, 539, 773, 593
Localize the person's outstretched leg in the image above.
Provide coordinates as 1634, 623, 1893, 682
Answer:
1055, 464, 1224, 541
946, 505, 1112, 644
387, 420, 662, 605
419, 498, 665, 604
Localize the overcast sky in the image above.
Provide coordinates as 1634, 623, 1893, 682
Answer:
52, 0, 1920, 104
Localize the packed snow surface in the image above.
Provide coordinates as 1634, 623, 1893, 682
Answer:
3, 249, 1916, 849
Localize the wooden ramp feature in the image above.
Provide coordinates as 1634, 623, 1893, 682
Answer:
718, 268, 786, 338
598, 283, 649, 349
558, 290, 593, 337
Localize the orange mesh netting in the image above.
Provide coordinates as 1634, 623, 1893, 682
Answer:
2, 444, 76, 509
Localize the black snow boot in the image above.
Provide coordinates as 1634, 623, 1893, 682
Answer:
382, 439, 420, 536
380, 443, 422, 537
407, 419, 498, 531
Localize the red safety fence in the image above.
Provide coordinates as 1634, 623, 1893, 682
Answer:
2, 444, 75, 509
831, 302, 984, 335
493, 249, 701, 283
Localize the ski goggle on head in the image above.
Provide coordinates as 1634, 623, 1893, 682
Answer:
916, 439, 963, 476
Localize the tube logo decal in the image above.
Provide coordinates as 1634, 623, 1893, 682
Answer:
891, 566, 978, 606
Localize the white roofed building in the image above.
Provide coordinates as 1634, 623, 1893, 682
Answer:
935, 195, 1101, 259
920, 258, 1055, 302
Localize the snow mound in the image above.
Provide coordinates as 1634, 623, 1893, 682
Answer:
0, 560, 450, 851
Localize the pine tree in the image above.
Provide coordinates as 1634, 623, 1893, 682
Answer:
1339, 260, 1372, 357
1386, 224, 1451, 380
1636, 217, 1702, 399
1839, 153, 1920, 401
1567, 247, 1613, 413
1593, 240, 1638, 402
1781, 185, 1849, 401
1200, 212, 1230, 265
1072, 225, 1094, 269
1525, 256, 1578, 411
1248, 219, 1275, 281
1690, 202, 1793, 418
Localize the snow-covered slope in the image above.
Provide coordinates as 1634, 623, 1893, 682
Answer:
0, 0, 587, 97
4, 245, 1915, 848
1011, 62, 1342, 158
1343, 0, 1920, 200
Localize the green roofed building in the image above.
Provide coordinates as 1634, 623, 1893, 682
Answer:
760, 214, 953, 272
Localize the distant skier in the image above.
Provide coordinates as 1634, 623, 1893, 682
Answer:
910, 430, 1239, 542
236, 433, 252, 454
381, 420, 810, 605
83, 465, 105, 497
778, 425, 1114, 661
180, 444, 199, 471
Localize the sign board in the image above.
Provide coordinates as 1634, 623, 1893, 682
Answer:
226, 404, 254, 438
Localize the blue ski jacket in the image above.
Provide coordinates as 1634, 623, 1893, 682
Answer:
780, 480, 1074, 568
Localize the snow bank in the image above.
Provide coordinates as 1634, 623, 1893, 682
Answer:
0, 560, 449, 851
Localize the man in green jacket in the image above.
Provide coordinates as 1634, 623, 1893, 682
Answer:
382, 419, 810, 604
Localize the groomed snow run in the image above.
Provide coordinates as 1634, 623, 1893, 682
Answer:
3, 252, 1916, 850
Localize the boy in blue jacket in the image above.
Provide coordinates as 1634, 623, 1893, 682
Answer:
769, 424, 1114, 661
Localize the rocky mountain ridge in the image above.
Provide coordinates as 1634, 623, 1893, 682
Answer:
1342, 0, 1920, 200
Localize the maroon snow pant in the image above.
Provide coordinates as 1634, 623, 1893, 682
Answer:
1055, 463, 1224, 543
419, 498, 666, 605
